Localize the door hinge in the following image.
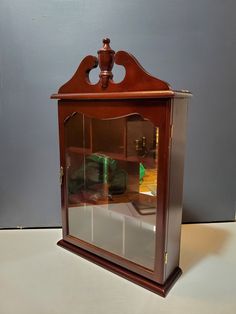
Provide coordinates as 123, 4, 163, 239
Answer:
164, 252, 168, 264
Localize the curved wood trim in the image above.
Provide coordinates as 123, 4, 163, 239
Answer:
53, 39, 173, 96
113, 51, 170, 91
57, 55, 98, 94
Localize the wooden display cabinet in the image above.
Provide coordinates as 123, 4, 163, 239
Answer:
51, 38, 191, 297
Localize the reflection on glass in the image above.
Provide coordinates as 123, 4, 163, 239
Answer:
65, 113, 158, 270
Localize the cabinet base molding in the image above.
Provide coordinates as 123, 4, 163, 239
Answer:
57, 239, 182, 297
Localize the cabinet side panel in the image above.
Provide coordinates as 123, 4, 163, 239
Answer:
58, 102, 69, 237
165, 98, 188, 279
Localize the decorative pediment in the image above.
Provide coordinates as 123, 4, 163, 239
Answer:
52, 38, 173, 98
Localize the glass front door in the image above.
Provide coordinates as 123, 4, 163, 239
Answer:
64, 112, 159, 270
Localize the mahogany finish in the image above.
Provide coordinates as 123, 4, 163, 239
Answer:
52, 39, 191, 297
58, 239, 182, 297
51, 38, 171, 96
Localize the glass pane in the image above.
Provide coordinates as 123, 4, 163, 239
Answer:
65, 113, 158, 270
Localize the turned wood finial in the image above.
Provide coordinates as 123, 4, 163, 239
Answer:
97, 38, 115, 89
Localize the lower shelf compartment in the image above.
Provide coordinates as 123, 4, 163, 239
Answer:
57, 239, 182, 297
68, 203, 156, 269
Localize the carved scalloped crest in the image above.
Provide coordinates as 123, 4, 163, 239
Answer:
57, 38, 171, 94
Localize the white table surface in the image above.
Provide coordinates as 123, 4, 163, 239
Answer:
0, 222, 235, 314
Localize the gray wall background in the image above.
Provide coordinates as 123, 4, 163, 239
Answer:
0, 0, 235, 227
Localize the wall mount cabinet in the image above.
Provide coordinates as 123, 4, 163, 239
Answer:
51, 38, 191, 297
